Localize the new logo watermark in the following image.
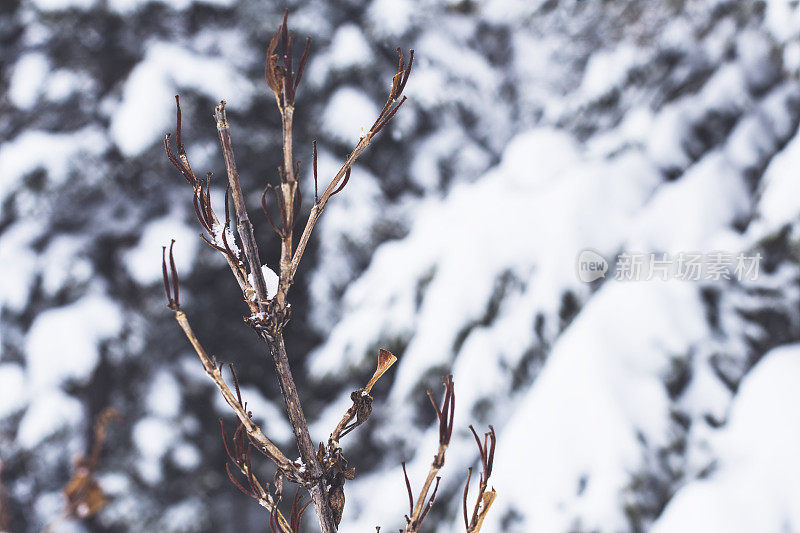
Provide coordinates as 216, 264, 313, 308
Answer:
576, 250, 609, 282
576, 250, 762, 282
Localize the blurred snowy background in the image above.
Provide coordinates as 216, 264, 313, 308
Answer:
2, 0, 800, 531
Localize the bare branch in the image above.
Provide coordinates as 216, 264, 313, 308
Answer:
463, 425, 498, 532
417, 476, 440, 525
161, 244, 296, 478
290, 486, 312, 532
328, 167, 351, 198
288, 49, 413, 282
214, 101, 270, 310
403, 376, 455, 532
164, 99, 253, 309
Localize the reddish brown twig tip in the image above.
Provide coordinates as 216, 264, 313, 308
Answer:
265, 9, 312, 108
162, 239, 181, 309
427, 375, 455, 446
463, 425, 498, 532
401, 462, 414, 517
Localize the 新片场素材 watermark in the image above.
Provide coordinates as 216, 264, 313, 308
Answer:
576, 250, 762, 282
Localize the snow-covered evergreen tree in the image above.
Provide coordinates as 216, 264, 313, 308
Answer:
1, 0, 800, 531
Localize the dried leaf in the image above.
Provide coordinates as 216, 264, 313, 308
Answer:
64, 468, 107, 519
265, 29, 283, 95
471, 489, 497, 532
364, 349, 398, 393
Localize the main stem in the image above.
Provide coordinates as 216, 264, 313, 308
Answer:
263, 333, 336, 533
214, 101, 336, 532
273, 103, 336, 533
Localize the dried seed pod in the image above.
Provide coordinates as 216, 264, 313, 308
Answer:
327, 474, 345, 526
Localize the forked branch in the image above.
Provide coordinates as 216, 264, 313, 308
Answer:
164, 97, 254, 311
288, 48, 413, 286
401, 376, 455, 533
161, 244, 297, 480
462, 426, 497, 533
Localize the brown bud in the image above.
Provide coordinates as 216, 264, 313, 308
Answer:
328, 484, 345, 526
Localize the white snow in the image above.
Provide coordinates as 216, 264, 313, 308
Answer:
482, 0, 550, 24
40, 235, 93, 297
262, 265, 279, 300
0, 222, 41, 312
755, 129, 800, 232
367, 0, 414, 38
322, 87, 379, 143
764, 0, 800, 42
110, 41, 254, 156
647, 63, 751, 171
0, 364, 28, 419
483, 282, 707, 532
171, 442, 201, 470
580, 44, 642, 100
145, 370, 182, 418
247, 264, 280, 300
25, 295, 123, 390
317, 42, 797, 524
329, 24, 371, 70
785, 41, 800, 73
210, 222, 240, 258
9, 53, 93, 108
646, 106, 694, 170
9, 52, 50, 110
29, 0, 96, 11
652, 344, 800, 533
17, 391, 83, 448
628, 152, 749, 252
123, 215, 199, 285
133, 416, 179, 482
108, 0, 234, 13
308, 127, 661, 400
159, 499, 207, 532
43, 69, 95, 102
0, 127, 107, 205
95, 472, 131, 496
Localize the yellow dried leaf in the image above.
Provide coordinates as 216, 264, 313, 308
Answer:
472, 488, 497, 532
364, 349, 397, 393
64, 468, 107, 519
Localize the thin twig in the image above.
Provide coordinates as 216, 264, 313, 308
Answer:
214, 101, 270, 311
288, 48, 413, 286
403, 376, 455, 533
164, 99, 253, 309
172, 310, 296, 473
162, 246, 296, 477
463, 425, 498, 532
328, 349, 397, 448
